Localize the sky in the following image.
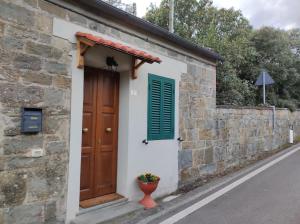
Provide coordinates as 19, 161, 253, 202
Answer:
122, 0, 300, 30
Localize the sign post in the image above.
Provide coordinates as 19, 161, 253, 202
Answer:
255, 70, 274, 105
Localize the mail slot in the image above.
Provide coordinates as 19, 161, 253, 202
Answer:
21, 108, 43, 133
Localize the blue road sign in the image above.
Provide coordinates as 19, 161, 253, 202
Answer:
255, 70, 275, 105
255, 70, 275, 86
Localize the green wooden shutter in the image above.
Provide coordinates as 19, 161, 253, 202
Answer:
148, 74, 175, 140
148, 76, 162, 139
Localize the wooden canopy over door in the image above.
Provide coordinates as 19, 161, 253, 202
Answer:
80, 67, 120, 201
75, 32, 162, 79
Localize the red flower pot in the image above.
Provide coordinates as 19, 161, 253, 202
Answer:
137, 179, 160, 209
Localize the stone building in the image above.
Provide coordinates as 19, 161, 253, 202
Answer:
0, 0, 221, 223
0, 1, 299, 224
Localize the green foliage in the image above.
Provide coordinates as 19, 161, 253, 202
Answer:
288, 28, 300, 56
146, 1, 169, 30
251, 27, 300, 109
138, 173, 160, 183
144, 0, 300, 109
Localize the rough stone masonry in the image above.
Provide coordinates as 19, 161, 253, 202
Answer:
0, 0, 217, 223
177, 37, 300, 186
0, 0, 299, 223
177, 41, 300, 186
178, 97, 300, 185
0, 0, 72, 223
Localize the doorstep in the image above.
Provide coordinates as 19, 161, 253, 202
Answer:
80, 193, 124, 208
71, 198, 144, 224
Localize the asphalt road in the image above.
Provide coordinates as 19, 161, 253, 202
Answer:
161, 148, 300, 224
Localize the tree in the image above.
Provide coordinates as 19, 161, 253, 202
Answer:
146, 0, 213, 41
103, 0, 136, 15
288, 28, 300, 56
145, 0, 257, 106
251, 27, 300, 110
144, 1, 300, 109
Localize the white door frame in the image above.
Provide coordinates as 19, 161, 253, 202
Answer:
53, 19, 130, 223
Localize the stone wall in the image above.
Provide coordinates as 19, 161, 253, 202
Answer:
178, 102, 300, 185
1, 0, 299, 222
215, 107, 300, 169
0, 0, 72, 223
0, 0, 216, 223
178, 62, 217, 185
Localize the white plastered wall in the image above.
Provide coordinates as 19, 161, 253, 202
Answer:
126, 57, 186, 200
52, 18, 187, 223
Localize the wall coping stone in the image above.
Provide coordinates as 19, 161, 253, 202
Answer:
216, 105, 297, 111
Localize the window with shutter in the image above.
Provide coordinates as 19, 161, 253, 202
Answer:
148, 74, 175, 140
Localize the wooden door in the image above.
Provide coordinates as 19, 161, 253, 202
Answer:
80, 67, 119, 201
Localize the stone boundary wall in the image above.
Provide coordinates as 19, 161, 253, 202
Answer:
215, 106, 300, 168
179, 104, 300, 186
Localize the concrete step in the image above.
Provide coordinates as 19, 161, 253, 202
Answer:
77, 197, 128, 215
71, 199, 144, 224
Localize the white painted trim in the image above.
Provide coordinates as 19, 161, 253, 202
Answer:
66, 50, 85, 223
55, 18, 134, 222
54, 18, 186, 222
160, 147, 300, 224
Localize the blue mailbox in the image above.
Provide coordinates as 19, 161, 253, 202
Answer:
21, 108, 43, 133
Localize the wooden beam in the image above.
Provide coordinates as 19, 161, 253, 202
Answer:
76, 39, 94, 69
131, 58, 147, 79
134, 60, 145, 70
131, 57, 137, 79
77, 37, 95, 47
77, 40, 84, 69
81, 45, 90, 56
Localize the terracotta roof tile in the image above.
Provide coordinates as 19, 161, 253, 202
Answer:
76, 32, 161, 63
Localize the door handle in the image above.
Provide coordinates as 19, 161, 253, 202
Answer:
82, 128, 88, 133
105, 128, 112, 132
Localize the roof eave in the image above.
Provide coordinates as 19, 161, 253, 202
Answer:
48, 0, 223, 62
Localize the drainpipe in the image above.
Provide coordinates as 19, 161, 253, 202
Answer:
263, 71, 266, 105
169, 0, 174, 33
271, 106, 275, 134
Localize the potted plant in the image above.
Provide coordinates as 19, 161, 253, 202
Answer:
137, 173, 160, 209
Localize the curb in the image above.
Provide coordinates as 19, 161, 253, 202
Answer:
113, 143, 300, 224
